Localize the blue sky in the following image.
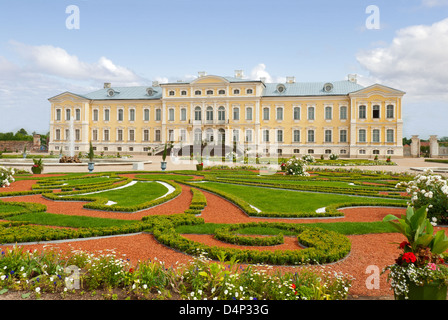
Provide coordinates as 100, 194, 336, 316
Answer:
0, 0, 447, 139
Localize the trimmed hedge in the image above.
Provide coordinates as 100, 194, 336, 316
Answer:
153, 221, 351, 266
0, 201, 46, 219
215, 224, 284, 246
43, 179, 182, 213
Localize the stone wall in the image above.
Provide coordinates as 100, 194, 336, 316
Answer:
0, 134, 41, 153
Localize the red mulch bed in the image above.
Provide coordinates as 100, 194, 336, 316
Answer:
2, 176, 444, 298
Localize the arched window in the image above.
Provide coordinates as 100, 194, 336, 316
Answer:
206, 106, 213, 121
218, 106, 225, 121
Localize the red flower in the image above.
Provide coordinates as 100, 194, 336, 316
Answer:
402, 252, 417, 263
399, 241, 410, 249
439, 258, 445, 264
129, 268, 134, 273
291, 284, 296, 289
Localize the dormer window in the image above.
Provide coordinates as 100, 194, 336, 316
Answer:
195, 90, 202, 95
233, 89, 240, 95
181, 90, 187, 96
218, 90, 226, 95
246, 89, 253, 94
206, 90, 213, 95
169, 90, 175, 96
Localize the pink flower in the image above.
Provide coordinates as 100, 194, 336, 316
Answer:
428, 263, 437, 271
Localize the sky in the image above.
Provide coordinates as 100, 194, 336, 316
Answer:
0, 0, 447, 139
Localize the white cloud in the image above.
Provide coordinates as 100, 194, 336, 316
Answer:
9, 41, 145, 85
248, 63, 286, 83
422, 0, 448, 7
356, 18, 448, 100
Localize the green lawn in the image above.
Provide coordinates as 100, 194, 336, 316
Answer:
201, 181, 402, 213
70, 181, 169, 207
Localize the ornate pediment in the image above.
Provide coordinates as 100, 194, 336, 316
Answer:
349, 84, 406, 98
48, 92, 91, 103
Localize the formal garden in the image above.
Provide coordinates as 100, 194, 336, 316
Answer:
0, 159, 448, 301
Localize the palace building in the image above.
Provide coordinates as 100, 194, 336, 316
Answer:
48, 71, 405, 158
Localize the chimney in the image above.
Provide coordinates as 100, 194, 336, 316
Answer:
348, 74, 357, 83
234, 70, 244, 79
152, 81, 159, 87
104, 83, 111, 89
198, 71, 207, 77
286, 76, 295, 84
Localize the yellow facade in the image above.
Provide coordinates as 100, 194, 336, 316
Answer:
48, 72, 405, 158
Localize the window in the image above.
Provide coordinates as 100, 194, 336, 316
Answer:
387, 149, 394, 155
117, 129, 123, 141
340, 130, 347, 143
294, 149, 300, 154
56, 109, 61, 121
277, 149, 283, 155
218, 106, 225, 121
195, 90, 201, 95
169, 90, 175, 96
218, 90, 226, 95
65, 129, 70, 141
325, 149, 332, 154
325, 130, 332, 143
263, 107, 270, 121
75, 109, 81, 121
233, 89, 240, 95
117, 147, 122, 152
206, 90, 213, 95
194, 107, 202, 121
155, 109, 162, 121
359, 149, 366, 155
359, 105, 366, 119
206, 107, 213, 121
246, 107, 253, 121
233, 107, 239, 120
263, 129, 269, 142
276, 107, 283, 121
277, 130, 283, 142
372, 129, 380, 143
118, 109, 124, 121
308, 149, 314, 154
66, 109, 71, 121
232, 129, 239, 142
386, 129, 394, 143
373, 149, 380, 155
340, 149, 347, 154
246, 89, 253, 94
293, 130, 300, 142
293, 107, 300, 120
245, 129, 253, 142
359, 129, 366, 142
55, 129, 61, 140
180, 108, 187, 121
104, 109, 110, 121
180, 129, 186, 142
168, 130, 174, 141
325, 106, 332, 120
104, 130, 110, 141
194, 129, 202, 143
372, 105, 380, 119
155, 130, 161, 142
143, 130, 149, 141
103, 147, 108, 151
340, 106, 347, 120
307, 130, 315, 143
144, 109, 150, 121
75, 129, 80, 141
168, 108, 175, 121
386, 105, 394, 119
129, 129, 135, 141
181, 90, 187, 96
129, 109, 135, 122
206, 129, 214, 142
93, 109, 99, 122
92, 129, 98, 141
308, 107, 315, 120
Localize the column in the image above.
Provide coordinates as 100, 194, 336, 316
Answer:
430, 135, 439, 158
